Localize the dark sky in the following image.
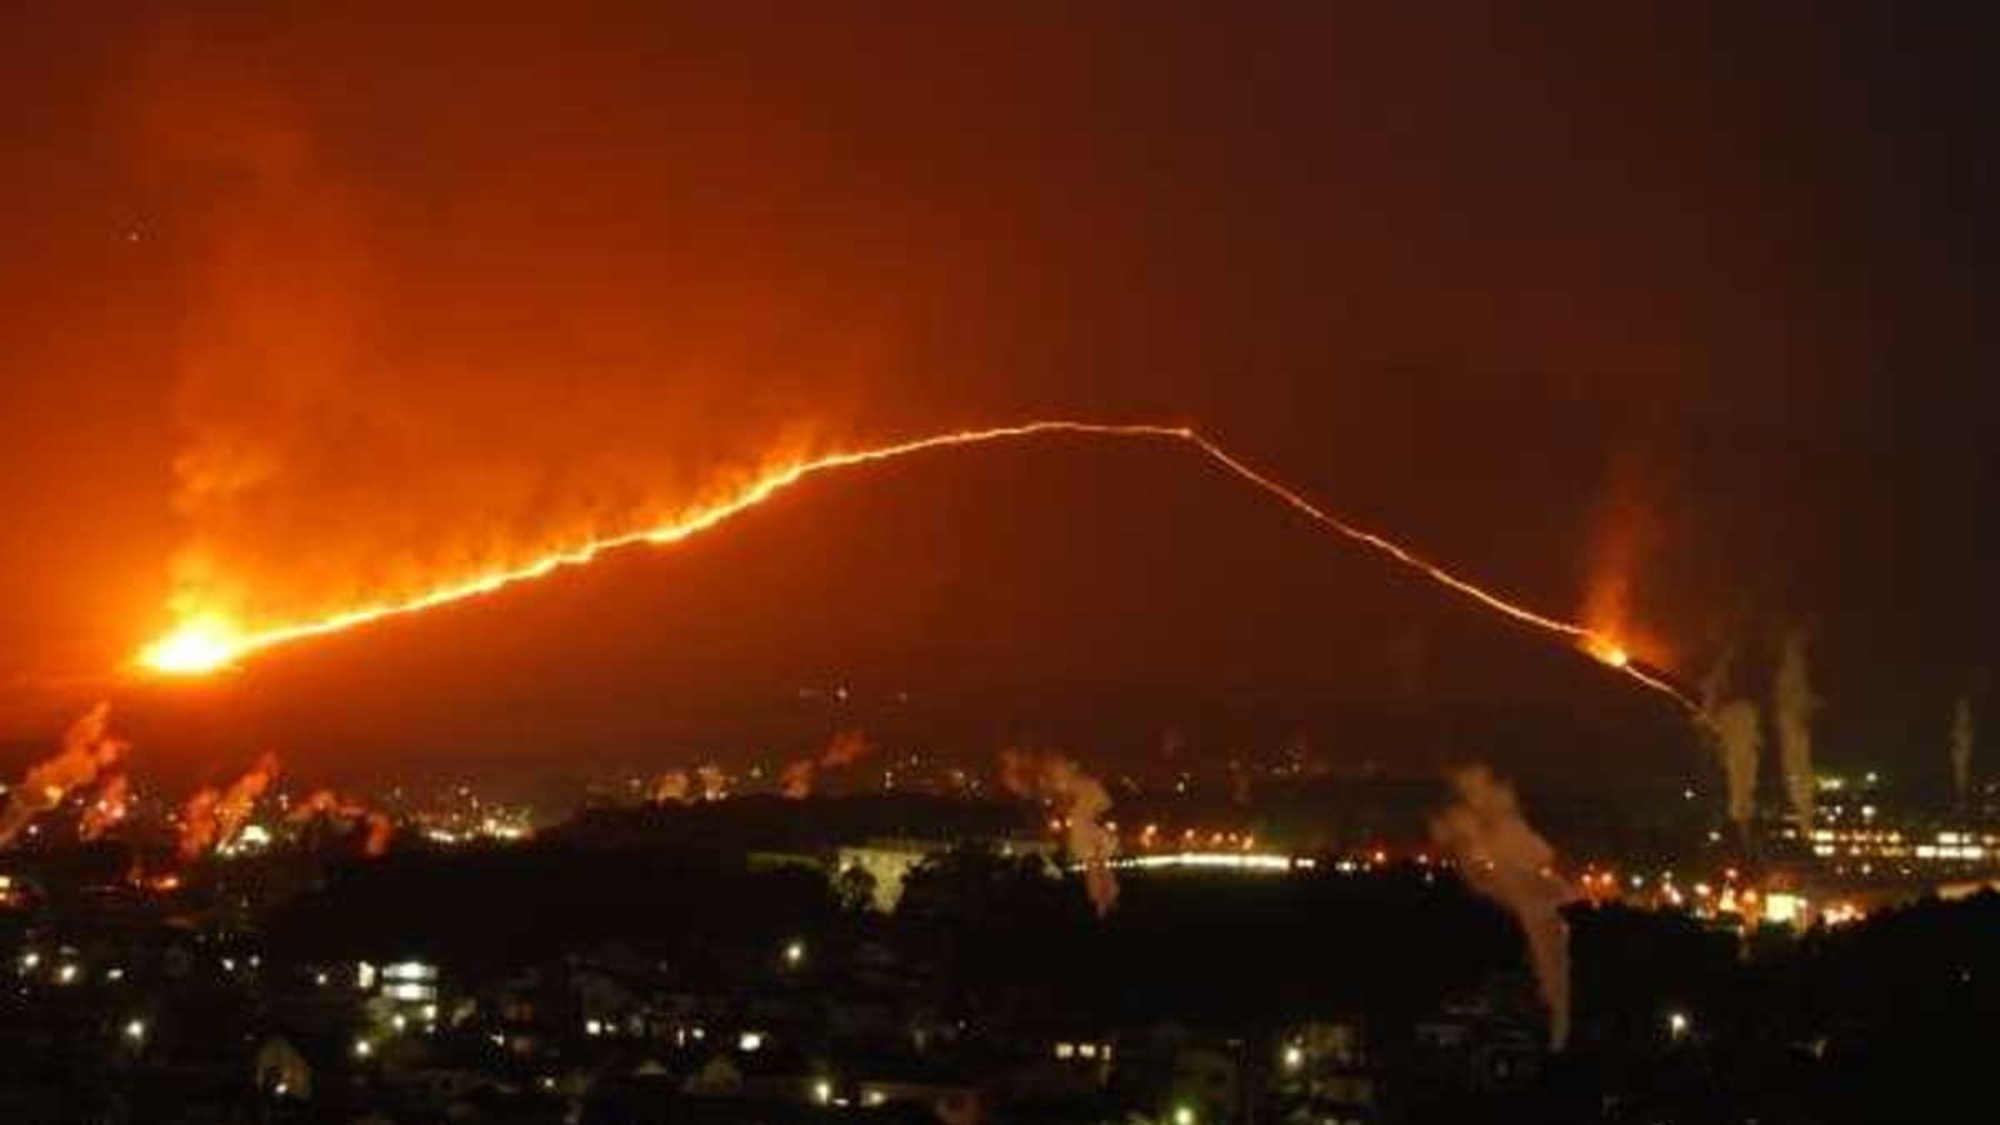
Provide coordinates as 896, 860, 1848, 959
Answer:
1, 4, 1994, 793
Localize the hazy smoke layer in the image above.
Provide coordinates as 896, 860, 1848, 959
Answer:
1951, 697, 1975, 805
0, 702, 127, 847
999, 749, 1119, 916
1430, 765, 1573, 1049
1773, 633, 1818, 828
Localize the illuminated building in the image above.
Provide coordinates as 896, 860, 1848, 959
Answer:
1106, 852, 1317, 873
1808, 825, 1997, 863
1271, 1020, 1374, 1122
359, 959, 444, 1036
1794, 771, 1999, 876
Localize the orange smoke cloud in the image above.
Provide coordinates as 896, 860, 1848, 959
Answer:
132, 50, 864, 679
779, 728, 876, 799
286, 788, 350, 822
362, 812, 394, 857
0, 702, 129, 848
177, 788, 221, 860
999, 748, 1119, 916
1578, 461, 1673, 672
287, 787, 394, 856
79, 772, 132, 842
778, 759, 816, 800
178, 750, 279, 861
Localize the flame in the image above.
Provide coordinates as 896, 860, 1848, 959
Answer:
1582, 637, 1630, 668
1572, 465, 1680, 690
136, 419, 1685, 707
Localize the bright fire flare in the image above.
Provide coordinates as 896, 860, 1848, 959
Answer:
1582, 637, 1630, 668
140, 619, 245, 676
136, 420, 1688, 707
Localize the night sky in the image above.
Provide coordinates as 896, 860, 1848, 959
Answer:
2, 5, 1994, 793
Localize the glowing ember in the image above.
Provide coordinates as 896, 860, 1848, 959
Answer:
135, 419, 1685, 707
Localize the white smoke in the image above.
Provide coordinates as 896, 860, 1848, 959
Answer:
1951, 697, 1975, 806
999, 749, 1119, 916
1713, 700, 1763, 832
1773, 633, 1818, 829
1698, 644, 1735, 719
1430, 766, 1574, 1050
1697, 646, 1760, 834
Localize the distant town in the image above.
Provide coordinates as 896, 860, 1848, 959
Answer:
3, 728, 1992, 1123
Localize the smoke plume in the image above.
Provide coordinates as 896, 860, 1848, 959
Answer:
1773, 633, 1818, 829
999, 749, 1119, 916
134, 44, 870, 649
778, 759, 816, 799
1430, 765, 1574, 1050
179, 751, 280, 860
0, 702, 128, 848
779, 729, 876, 799
1578, 460, 1671, 667
1951, 697, 1975, 805
1698, 644, 1735, 719
286, 788, 349, 822
178, 788, 221, 860
288, 787, 395, 856
79, 772, 131, 842
1694, 643, 1761, 833
1713, 700, 1763, 831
